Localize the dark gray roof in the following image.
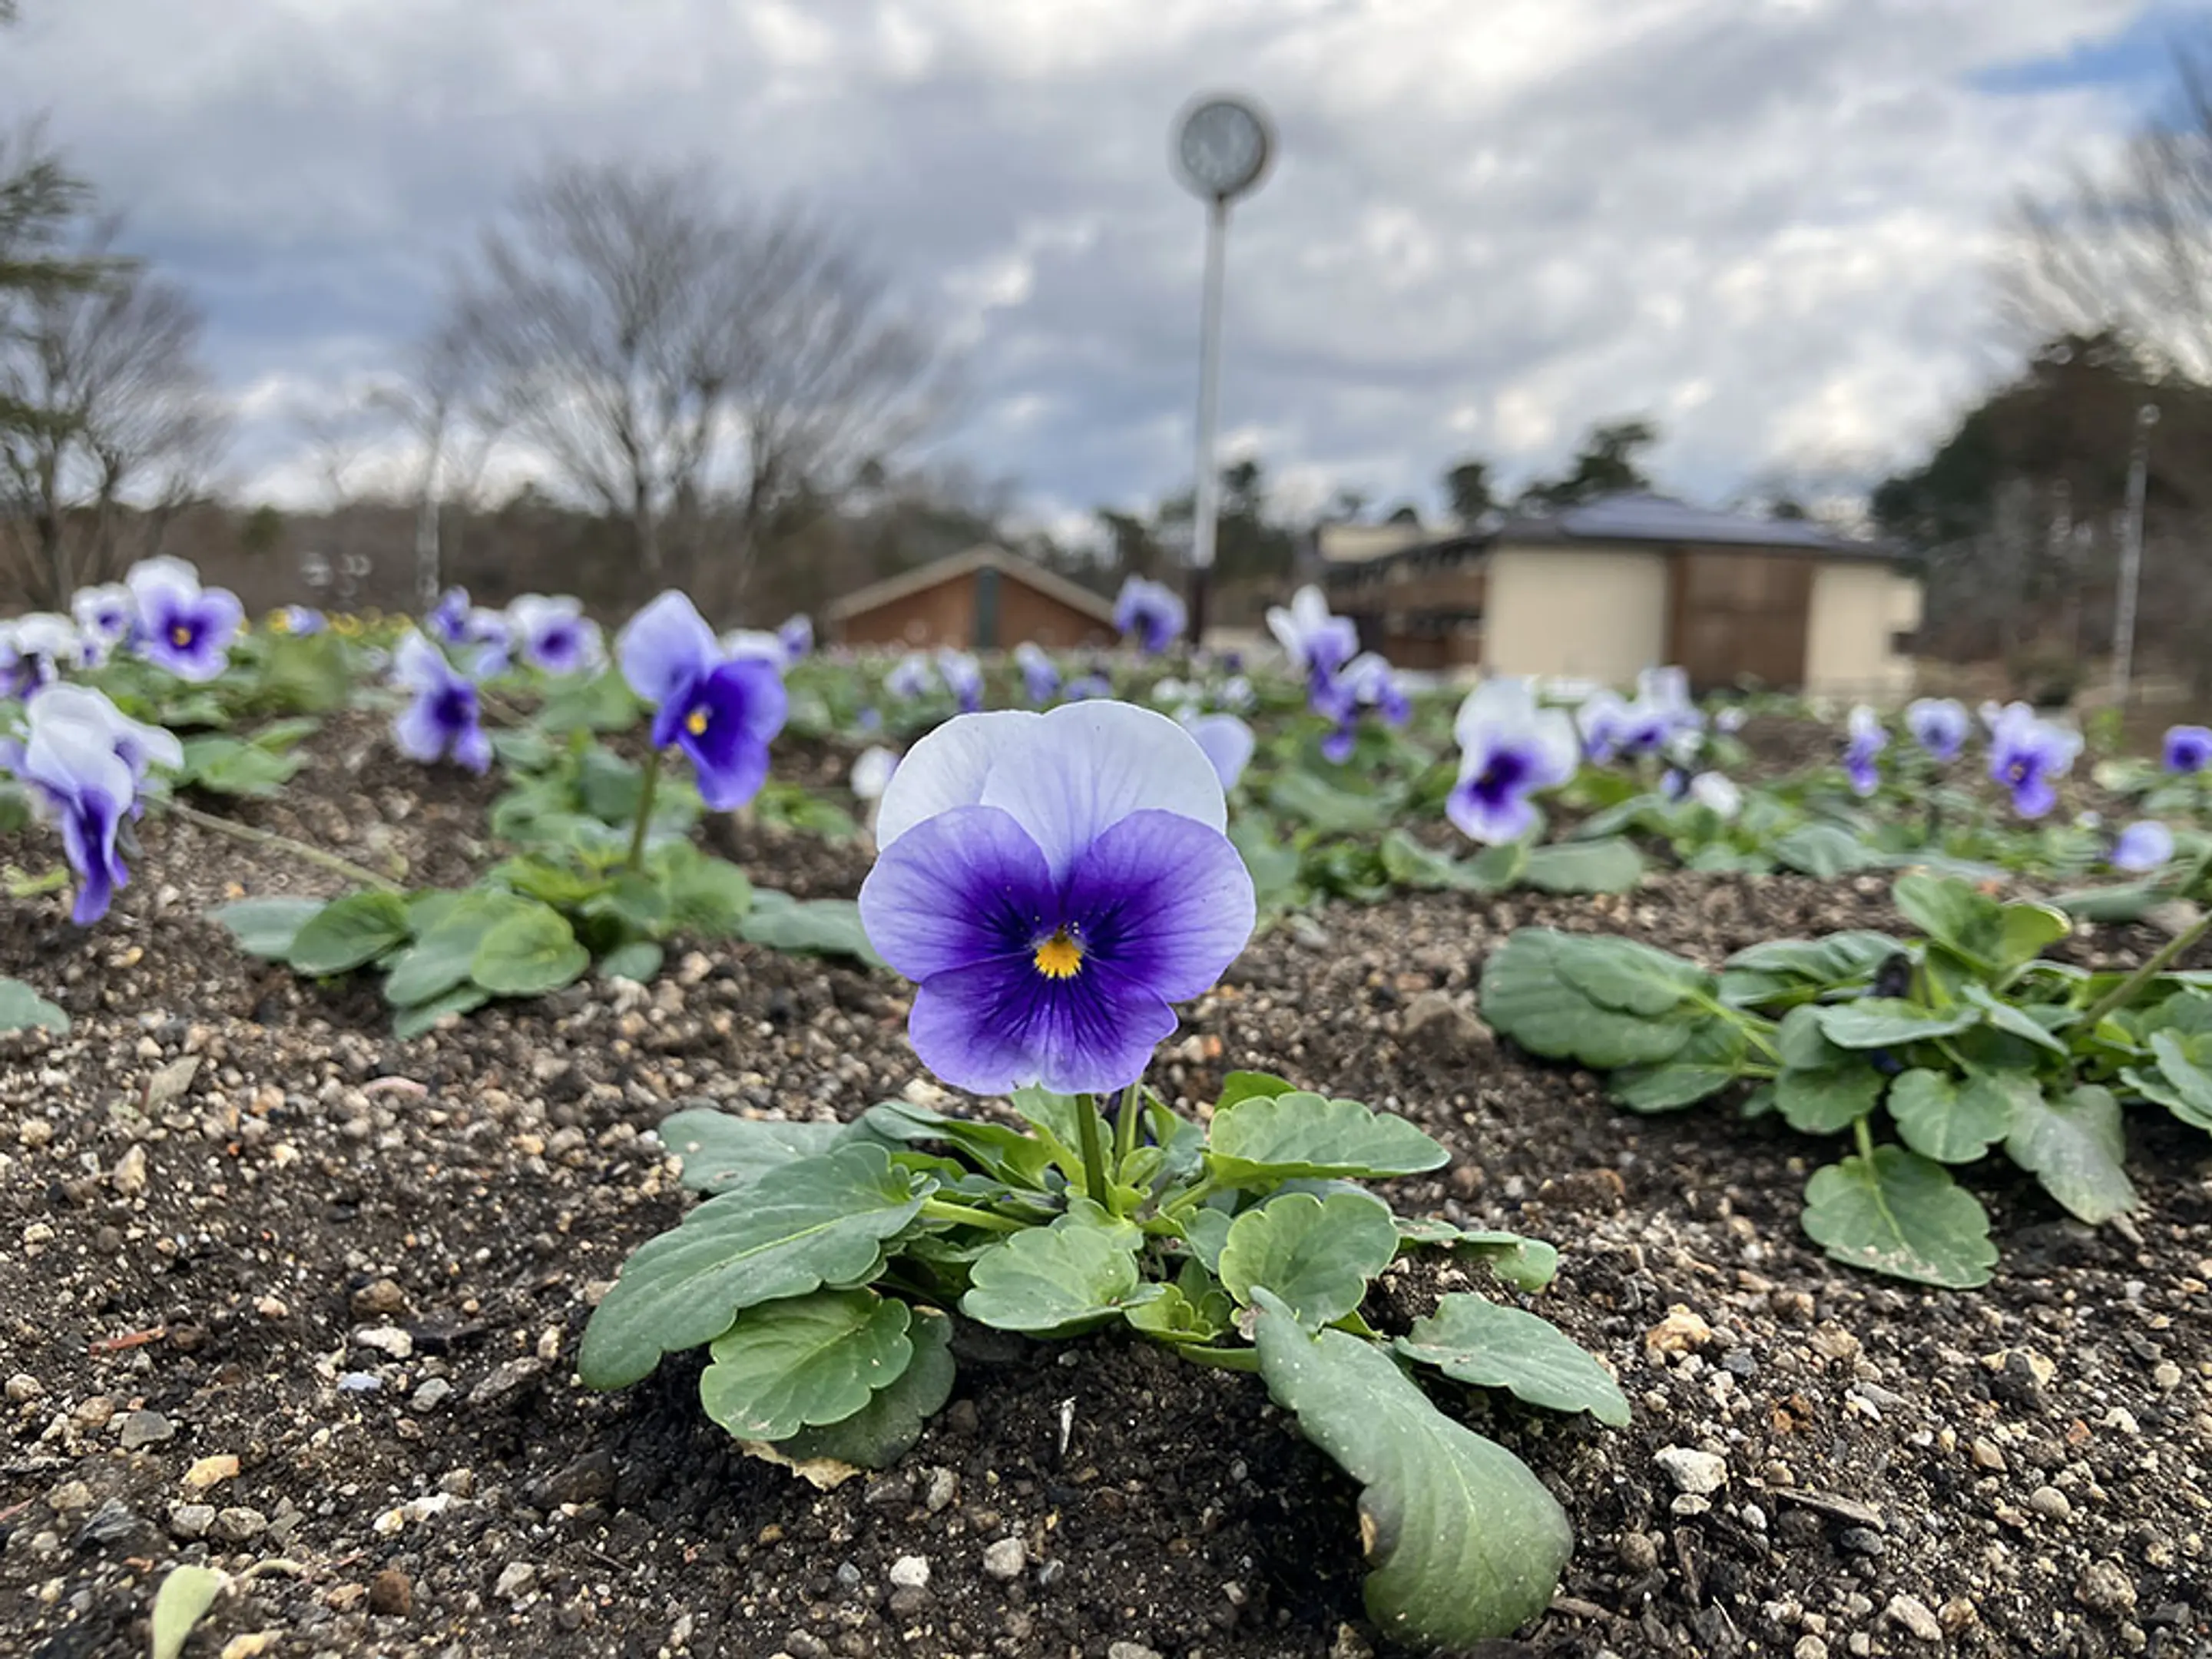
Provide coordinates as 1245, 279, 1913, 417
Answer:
1496, 492, 1892, 558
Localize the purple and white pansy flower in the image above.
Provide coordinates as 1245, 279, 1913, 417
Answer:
126, 557, 243, 682
506, 594, 603, 676
1180, 710, 1256, 792
1447, 677, 1581, 845
936, 647, 984, 714
777, 614, 814, 661
391, 631, 492, 775
886, 651, 935, 702
280, 605, 328, 637
858, 700, 1255, 1096
1, 683, 180, 924
2111, 820, 2176, 874
2164, 724, 2212, 777
1266, 584, 1357, 680
71, 584, 134, 663
1114, 575, 1187, 655
1985, 702, 2082, 820
1906, 697, 1970, 762
1014, 640, 1060, 704
1843, 705, 1887, 796
617, 591, 789, 812
0, 614, 83, 697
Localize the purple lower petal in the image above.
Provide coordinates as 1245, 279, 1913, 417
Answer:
907, 955, 1178, 1097
859, 806, 1055, 983
1060, 809, 1253, 1002
1448, 774, 1537, 844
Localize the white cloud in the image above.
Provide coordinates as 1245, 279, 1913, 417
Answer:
0, 0, 2174, 520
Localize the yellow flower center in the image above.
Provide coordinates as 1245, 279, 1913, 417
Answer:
687, 707, 710, 737
1032, 928, 1084, 980
170, 623, 192, 647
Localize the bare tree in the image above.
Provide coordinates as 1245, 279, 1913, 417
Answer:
365, 325, 507, 609
2000, 38, 2212, 379
0, 220, 224, 604
439, 157, 945, 603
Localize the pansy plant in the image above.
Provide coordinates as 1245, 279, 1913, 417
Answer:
579, 700, 1617, 1649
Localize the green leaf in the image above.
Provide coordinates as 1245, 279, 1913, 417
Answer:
1269, 770, 1392, 834
1454, 1230, 1560, 1292
177, 733, 303, 796
0, 976, 68, 1034
600, 939, 665, 982
1124, 1280, 1236, 1344
1609, 1022, 1752, 1111
740, 891, 882, 966
1518, 837, 1644, 894
1250, 1289, 1573, 1647
1214, 1071, 1298, 1111
1549, 933, 1710, 1015
470, 902, 591, 998
384, 891, 533, 1008
1774, 823, 1884, 878
773, 1306, 955, 1469
859, 1099, 1061, 1188
1801, 1145, 1997, 1288
1776, 1061, 1885, 1134
661, 848, 755, 938
1719, 931, 1902, 1006
1479, 929, 1698, 1069
699, 1289, 916, 1442
1217, 1190, 1400, 1326
1888, 1067, 2022, 1164
151, 1564, 229, 1659
209, 895, 326, 959
2144, 1031, 2212, 1129
1378, 829, 1507, 892
286, 891, 412, 976
960, 1208, 1149, 1335
2005, 1084, 2137, 1224
577, 1144, 928, 1389
657, 1108, 851, 1195
1181, 1207, 1233, 1273
1229, 815, 1302, 911
2051, 882, 2161, 924
1205, 1091, 1449, 1184
1959, 982, 2072, 1055
1893, 873, 2068, 974
1815, 998, 1980, 1050
392, 982, 490, 1038
1397, 1293, 1631, 1426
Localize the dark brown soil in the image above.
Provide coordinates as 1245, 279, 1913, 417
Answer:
3, 721, 2210, 1659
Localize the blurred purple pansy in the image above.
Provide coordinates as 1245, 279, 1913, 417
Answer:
0, 614, 82, 697
506, 594, 601, 676
126, 557, 241, 682
617, 591, 787, 811
858, 701, 1254, 1096
1986, 702, 2081, 819
1449, 677, 1580, 844
1843, 705, 1887, 796
71, 584, 134, 662
1906, 697, 1969, 762
2112, 820, 2176, 874
886, 651, 934, 701
936, 647, 984, 714
1114, 576, 1187, 655
2164, 724, 2212, 776
280, 605, 328, 637
1266, 585, 1357, 679
777, 614, 815, 661
391, 632, 492, 774
1181, 710, 1255, 791
1, 684, 180, 923
1015, 641, 1060, 704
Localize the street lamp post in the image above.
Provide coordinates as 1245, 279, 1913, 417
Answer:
1171, 94, 1273, 648
2112, 402, 2159, 707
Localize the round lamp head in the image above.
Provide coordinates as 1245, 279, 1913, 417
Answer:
1174, 94, 1273, 203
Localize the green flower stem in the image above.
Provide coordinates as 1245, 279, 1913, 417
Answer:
1074, 1091, 1110, 1210
919, 1198, 1026, 1234
1169, 1343, 1262, 1373
625, 746, 665, 872
1112, 1079, 1142, 1171
2079, 907, 2212, 1032
1853, 1116, 1878, 1161
164, 800, 404, 894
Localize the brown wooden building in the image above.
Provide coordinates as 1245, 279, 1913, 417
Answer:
1321, 495, 1922, 697
825, 545, 1118, 650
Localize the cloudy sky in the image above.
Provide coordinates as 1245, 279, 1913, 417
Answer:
0, 0, 2200, 537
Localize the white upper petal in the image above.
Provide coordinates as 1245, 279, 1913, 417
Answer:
124, 555, 202, 606
1454, 676, 1540, 750
872, 710, 1039, 851
979, 701, 1226, 880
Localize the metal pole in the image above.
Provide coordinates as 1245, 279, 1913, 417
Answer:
1188, 194, 1229, 647
2112, 402, 2157, 706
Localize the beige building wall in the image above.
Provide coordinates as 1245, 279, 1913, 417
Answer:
1805, 562, 1922, 700
1483, 547, 1669, 682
